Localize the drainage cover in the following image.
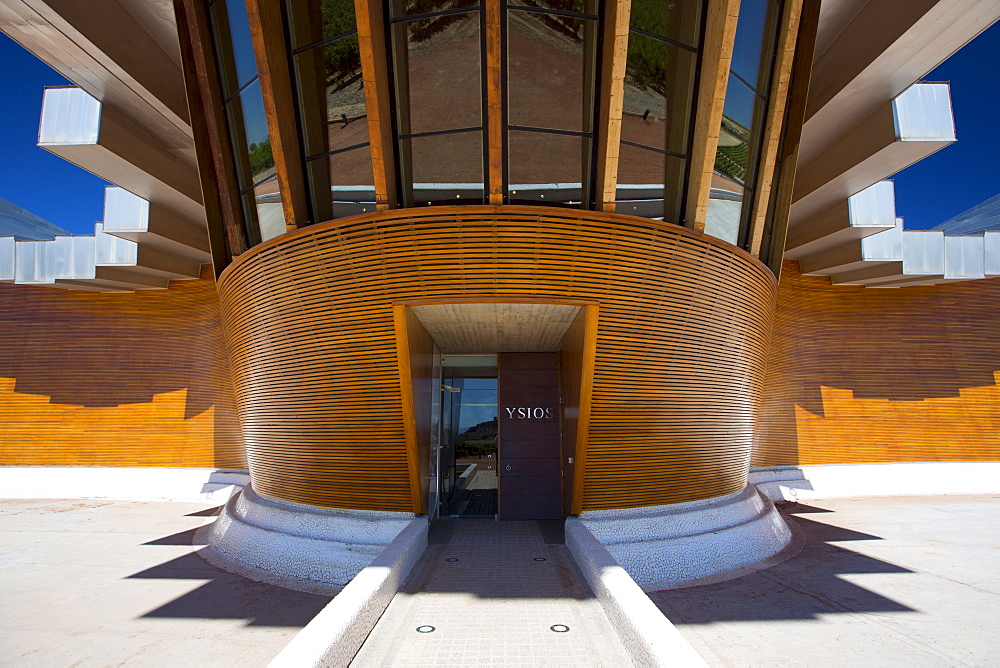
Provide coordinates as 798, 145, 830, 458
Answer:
550, 624, 570, 633
416, 625, 436, 633
533, 557, 547, 561
446, 558, 460, 562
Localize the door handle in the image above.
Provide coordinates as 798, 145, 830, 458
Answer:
505, 464, 512, 472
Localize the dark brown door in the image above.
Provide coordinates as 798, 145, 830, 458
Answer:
497, 352, 562, 520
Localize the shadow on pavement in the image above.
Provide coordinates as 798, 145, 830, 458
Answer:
649, 501, 915, 623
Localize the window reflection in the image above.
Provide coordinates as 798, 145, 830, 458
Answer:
226, 80, 275, 188
403, 131, 485, 204
210, 0, 259, 97
285, 0, 358, 49
705, 0, 781, 247
615, 145, 686, 221
729, 0, 779, 90
392, 14, 482, 135
292, 35, 366, 158
629, 0, 701, 47
388, 0, 479, 20
207, 0, 288, 246
617, 0, 701, 224
305, 145, 377, 221
507, 11, 592, 133
621, 33, 696, 156
509, 131, 589, 206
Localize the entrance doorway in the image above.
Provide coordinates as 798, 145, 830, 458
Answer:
394, 300, 598, 521
435, 352, 563, 520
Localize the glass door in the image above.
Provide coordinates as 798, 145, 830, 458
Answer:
438, 355, 498, 518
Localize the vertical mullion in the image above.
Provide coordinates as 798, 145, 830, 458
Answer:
486, 0, 504, 204
357, 0, 398, 210
246, 0, 309, 231
595, 0, 631, 212
684, 0, 741, 231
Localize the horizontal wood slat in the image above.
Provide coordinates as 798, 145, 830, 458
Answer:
755, 261, 1000, 466
0, 267, 245, 469
219, 205, 776, 512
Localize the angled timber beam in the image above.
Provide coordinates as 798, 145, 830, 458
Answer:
595, 0, 632, 213
485, 0, 504, 204
746, 0, 803, 256
174, 0, 248, 262
246, 0, 309, 231
684, 0, 740, 231
356, 0, 398, 211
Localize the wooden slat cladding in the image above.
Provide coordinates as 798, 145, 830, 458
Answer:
0, 267, 245, 469
755, 261, 1000, 466
218, 206, 776, 512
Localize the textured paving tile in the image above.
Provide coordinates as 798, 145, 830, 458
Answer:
352, 519, 631, 666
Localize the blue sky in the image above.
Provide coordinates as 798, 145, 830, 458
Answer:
0, 21, 997, 235
0, 33, 108, 235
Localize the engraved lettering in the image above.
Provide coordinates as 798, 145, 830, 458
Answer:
545, 408, 554, 419
533, 407, 544, 419
505, 407, 516, 419
517, 407, 526, 419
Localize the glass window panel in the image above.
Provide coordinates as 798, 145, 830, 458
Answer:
621, 34, 697, 155
507, 0, 596, 13
402, 131, 484, 205
285, 0, 357, 50
730, 0, 780, 91
225, 80, 275, 189
388, 0, 478, 19
615, 145, 686, 222
508, 131, 589, 207
210, 0, 258, 97
305, 145, 377, 222
246, 176, 286, 242
629, 0, 702, 48
392, 14, 482, 135
507, 11, 595, 133
292, 36, 367, 157
705, 193, 741, 245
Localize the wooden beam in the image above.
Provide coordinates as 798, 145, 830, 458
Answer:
485, 0, 504, 204
393, 305, 425, 513
746, 0, 803, 256
570, 304, 599, 514
684, 0, 741, 231
762, 0, 821, 276
595, 0, 632, 212
246, 0, 310, 231
173, 0, 247, 262
356, 0, 398, 211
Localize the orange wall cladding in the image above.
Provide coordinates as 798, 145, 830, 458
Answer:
217, 206, 777, 513
755, 261, 1000, 466
0, 267, 245, 469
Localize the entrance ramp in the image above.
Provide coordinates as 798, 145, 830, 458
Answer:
350, 519, 632, 666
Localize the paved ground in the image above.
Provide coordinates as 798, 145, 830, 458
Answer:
0, 498, 331, 667
652, 495, 1000, 667
351, 519, 632, 667
2, 495, 997, 667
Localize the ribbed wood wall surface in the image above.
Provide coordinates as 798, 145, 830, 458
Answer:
755, 262, 1000, 466
0, 267, 245, 468
218, 206, 776, 512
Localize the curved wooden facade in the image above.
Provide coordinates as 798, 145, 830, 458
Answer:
218, 206, 776, 512
0, 267, 245, 469
755, 262, 1000, 466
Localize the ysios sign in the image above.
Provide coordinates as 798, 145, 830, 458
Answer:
503, 407, 555, 420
